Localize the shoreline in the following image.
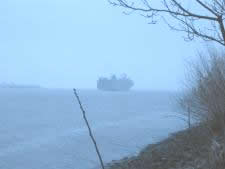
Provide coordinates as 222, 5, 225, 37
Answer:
104, 124, 221, 169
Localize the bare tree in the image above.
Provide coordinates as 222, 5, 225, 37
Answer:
110, 0, 225, 46
178, 50, 225, 137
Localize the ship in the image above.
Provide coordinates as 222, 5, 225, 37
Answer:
97, 74, 134, 91
0, 83, 41, 89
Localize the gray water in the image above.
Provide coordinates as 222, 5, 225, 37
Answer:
0, 88, 185, 169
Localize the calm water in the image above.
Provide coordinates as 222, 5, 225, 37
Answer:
0, 88, 185, 169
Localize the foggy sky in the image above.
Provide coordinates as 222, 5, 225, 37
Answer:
0, 0, 204, 90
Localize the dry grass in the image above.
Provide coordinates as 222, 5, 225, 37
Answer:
103, 50, 225, 169
106, 124, 224, 169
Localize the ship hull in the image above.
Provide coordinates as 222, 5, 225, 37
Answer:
97, 75, 134, 92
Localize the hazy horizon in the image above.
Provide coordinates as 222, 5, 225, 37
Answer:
0, 0, 207, 90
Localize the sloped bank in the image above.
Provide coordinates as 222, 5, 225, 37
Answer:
106, 124, 225, 169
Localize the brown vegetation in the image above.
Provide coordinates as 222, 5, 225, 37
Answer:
179, 50, 225, 137
106, 125, 225, 169
105, 50, 225, 169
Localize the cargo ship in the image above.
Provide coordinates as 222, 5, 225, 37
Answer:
97, 75, 134, 91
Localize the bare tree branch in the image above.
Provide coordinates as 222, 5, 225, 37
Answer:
195, 0, 218, 16
110, 0, 225, 46
73, 89, 105, 169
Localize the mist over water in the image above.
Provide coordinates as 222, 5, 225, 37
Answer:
0, 88, 185, 169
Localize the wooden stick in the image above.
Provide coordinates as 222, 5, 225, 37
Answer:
73, 89, 105, 169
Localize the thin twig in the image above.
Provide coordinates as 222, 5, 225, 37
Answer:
73, 89, 105, 169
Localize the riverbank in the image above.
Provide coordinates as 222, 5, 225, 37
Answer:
106, 124, 225, 169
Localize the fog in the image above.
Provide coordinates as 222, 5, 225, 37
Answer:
0, 0, 203, 90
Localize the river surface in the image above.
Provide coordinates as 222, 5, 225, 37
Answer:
0, 88, 185, 169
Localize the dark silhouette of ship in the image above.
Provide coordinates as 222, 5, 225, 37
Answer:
97, 74, 134, 91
